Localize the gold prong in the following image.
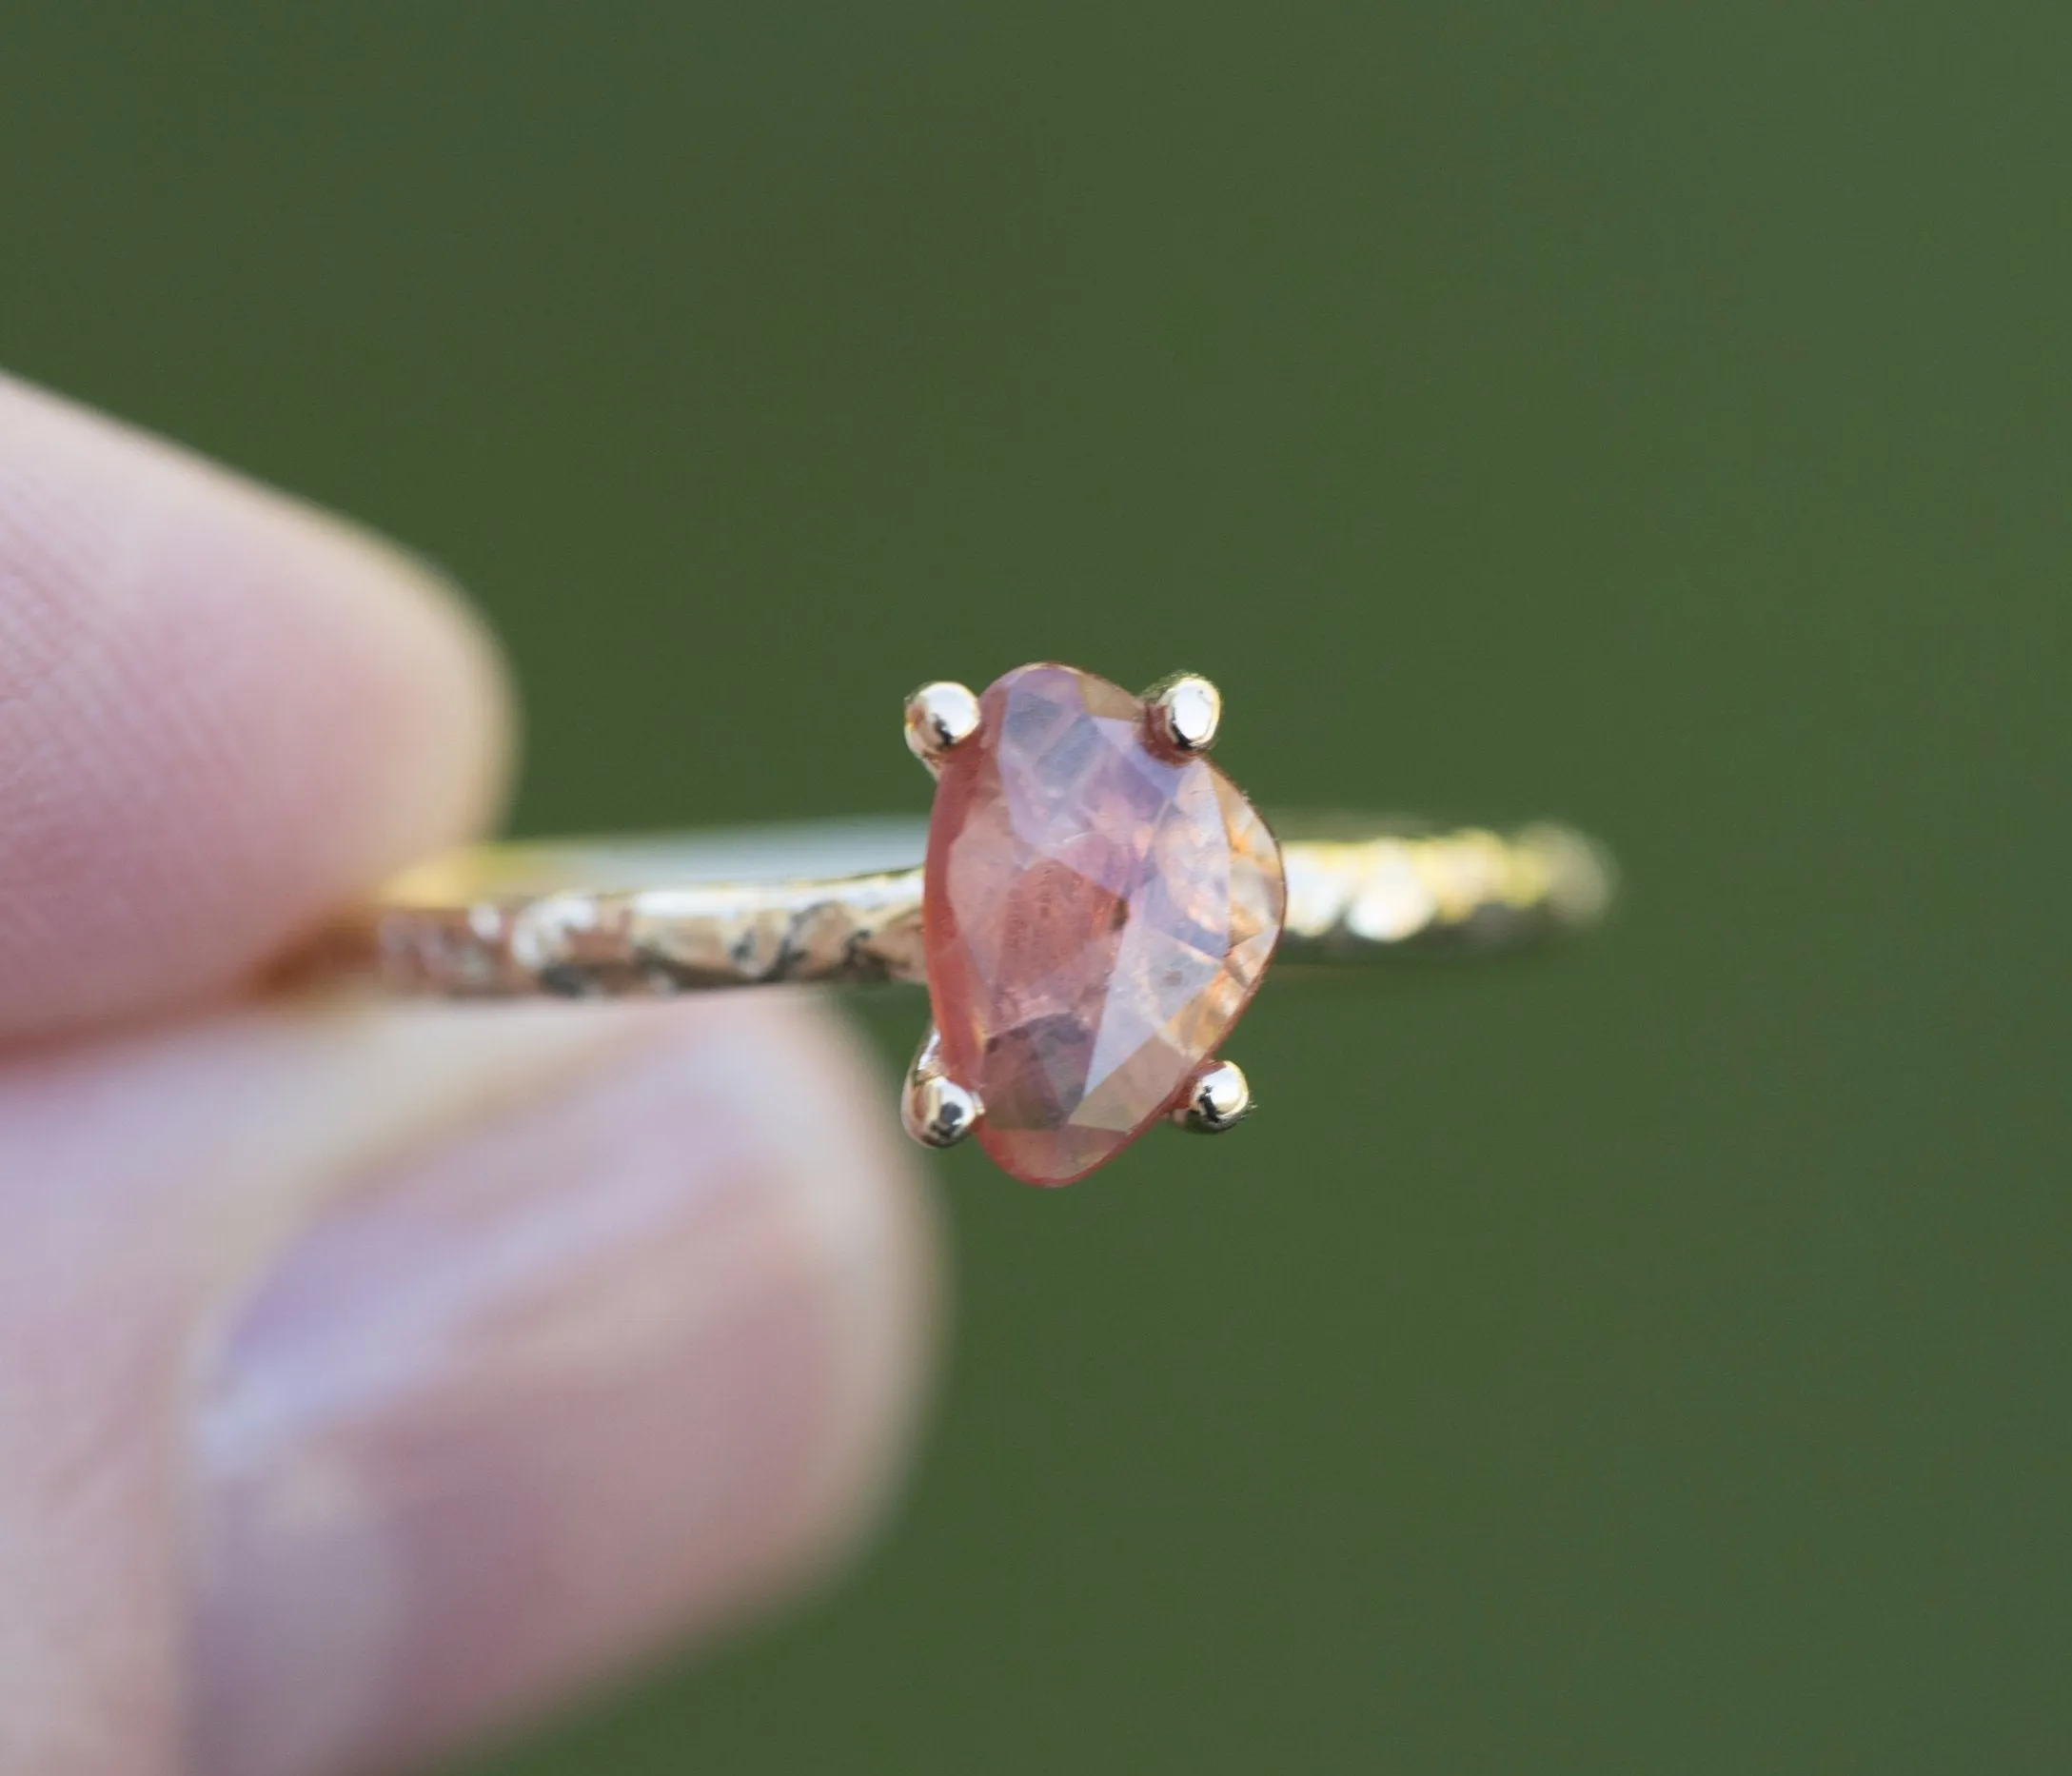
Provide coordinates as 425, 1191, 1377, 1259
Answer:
1144, 672, 1222, 754
901, 1025, 982, 1148
1171, 1057, 1251, 1133
903, 681, 981, 776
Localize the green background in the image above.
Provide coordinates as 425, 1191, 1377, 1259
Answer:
5, 7, 2066, 1771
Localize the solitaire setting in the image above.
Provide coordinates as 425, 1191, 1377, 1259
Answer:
911, 663, 1282, 1185
326, 662, 1614, 1189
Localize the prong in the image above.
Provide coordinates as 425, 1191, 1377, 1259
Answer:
1144, 672, 1222, 754
901, 1025, 983, 1148
1171, 1057, 1251, 1133
904, 681, 982, 776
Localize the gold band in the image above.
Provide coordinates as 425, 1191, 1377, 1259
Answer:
308, 816, 1613, 999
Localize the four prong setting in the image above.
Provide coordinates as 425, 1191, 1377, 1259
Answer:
1145, 671, 1222, 755
1171, 1057, 1252, 1133
904, 681, 982, 776
902, 1026, 983, 1149
905, 663, 1281, 1181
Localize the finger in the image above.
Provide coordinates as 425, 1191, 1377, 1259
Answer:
0, 373, 508, 1041
0, 995, 934, 1776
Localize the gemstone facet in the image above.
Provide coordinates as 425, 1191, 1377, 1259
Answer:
922, 663, 1286, 1186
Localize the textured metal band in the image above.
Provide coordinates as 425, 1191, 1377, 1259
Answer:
314, 816, 1613, 999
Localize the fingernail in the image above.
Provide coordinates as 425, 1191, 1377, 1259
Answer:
185, 1000, 929, 1776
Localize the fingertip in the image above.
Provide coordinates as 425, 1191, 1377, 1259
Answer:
177, 995, 937, 1776
0, 372, 514, 1037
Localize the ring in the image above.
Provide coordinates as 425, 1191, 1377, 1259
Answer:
316, 662, 1614, 1186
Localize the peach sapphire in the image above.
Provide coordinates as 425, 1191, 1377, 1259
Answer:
923, 663, 1286, 1186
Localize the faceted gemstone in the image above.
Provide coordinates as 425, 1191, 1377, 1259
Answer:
923, 663, 1286, 1186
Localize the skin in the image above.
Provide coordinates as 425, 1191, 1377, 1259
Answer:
0, 374, 937, 1776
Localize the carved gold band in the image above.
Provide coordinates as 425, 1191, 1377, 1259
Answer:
310, 815, 1614, 1000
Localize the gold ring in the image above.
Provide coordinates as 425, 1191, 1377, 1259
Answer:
311, 663, 1614, 1187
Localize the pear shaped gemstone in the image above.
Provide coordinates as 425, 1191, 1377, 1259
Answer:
922, 663, 1285, 1185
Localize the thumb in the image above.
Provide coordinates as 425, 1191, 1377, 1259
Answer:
0, 995, 935, 1776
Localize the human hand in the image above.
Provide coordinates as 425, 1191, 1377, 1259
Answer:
0, 375, 935, 1776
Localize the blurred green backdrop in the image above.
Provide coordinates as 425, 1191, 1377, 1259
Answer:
5, 6, 2067, 1772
